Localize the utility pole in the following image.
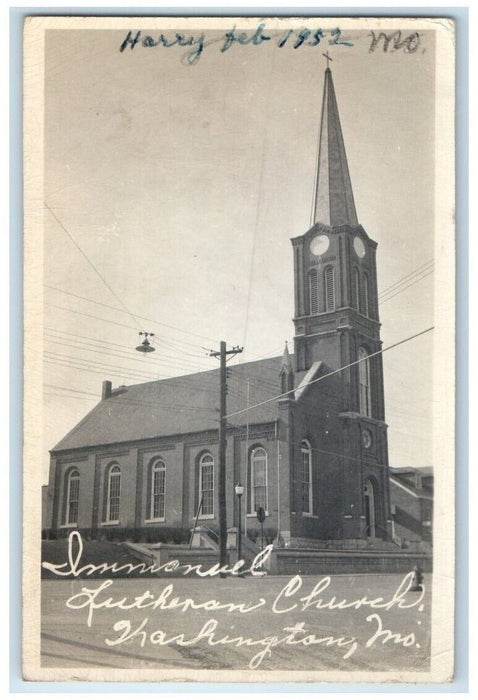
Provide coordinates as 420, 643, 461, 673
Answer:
209, 341, 243, 573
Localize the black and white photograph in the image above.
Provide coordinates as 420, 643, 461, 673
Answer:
23, 15, 455, 683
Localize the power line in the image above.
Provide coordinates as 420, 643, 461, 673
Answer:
44, 352, 217, 387
241, 50, 277, 363
284, 436, 417, 473
44, 359, 145, 380
378, 259, 434, 298
226, 326, 434, 419
379, 270, 434, 305
43, 356, 221, 395
43, 391, 218, 413
46, 303, 209, 355
46, 259, 433, 367
44, 284, 219, 347
44, 336, 212, 374
44, 384, 99, 397
44, 393, 97, 401
44, 359, 204, 387
379, 265, 433, 300
42, 389, 424, 472
44, 203, 143, 330
44, 356, 162, 383
44, 286, 128, 314
45, 328, 211, 367
45, 327, 139, 351
46, 303, 139, 331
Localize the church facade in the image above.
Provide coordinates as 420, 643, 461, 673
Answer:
43, 66, 393, 547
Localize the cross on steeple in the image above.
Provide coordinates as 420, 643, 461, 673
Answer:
322, 51, 333, 70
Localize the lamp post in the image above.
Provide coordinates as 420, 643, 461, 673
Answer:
235, 483, 244, 562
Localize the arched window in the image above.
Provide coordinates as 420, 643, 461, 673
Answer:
106, 464, 121, 523
358, 347, 372, 417
64, 469, 80, 525
150, 459, 166, 520
301, 441, 313, 514
308, 269, 319, 314
324, 266, 335, 311
199, 453, 214, 516
363, 273, 370, 316
353, 268, 360, 310
248, 447, 268, 514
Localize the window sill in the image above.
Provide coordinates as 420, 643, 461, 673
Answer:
198, 514, 215, 520
247, 512, 269, 518
60, 523, 78, 528
100, 521, 120, 526
303, 513, 319, 519
145, 517, 166, 524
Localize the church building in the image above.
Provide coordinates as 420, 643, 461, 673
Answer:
43, 64, 393, 549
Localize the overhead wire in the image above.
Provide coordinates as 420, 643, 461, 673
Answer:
241, 48, 277, 360
282, 436, 413, 472
378, 270, 434, 305
44, 336, 212, 374
45, 256, 433, 377
44, 203, 143, 330
45, 290, 282, 361
43, 391, 218, 413
225, 326, 434, 419
377, 259, 434, 299
44, 284, 219, 348
45, 328, 212, 368
44, 357, 162, 383
43, 355, 223, 395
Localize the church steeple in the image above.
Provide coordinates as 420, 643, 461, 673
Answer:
291, 55, 383, 413
313, 65, 358, 228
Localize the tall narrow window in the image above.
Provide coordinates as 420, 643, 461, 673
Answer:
249, 447, 268, 514
150, 459, 166, 520
199, 454, 214, 516
358, 347, 372, 417
308, 269, 319, 314
353, 268, 360, 310
301, 441, 313, 514
363, 273, 370, 316
106, 464, 121, 522
65, 469, 80, 525
325, 266, 335, 311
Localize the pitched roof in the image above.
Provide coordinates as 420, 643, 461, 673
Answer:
389, 466, 434, 499
52, 355, 295, 452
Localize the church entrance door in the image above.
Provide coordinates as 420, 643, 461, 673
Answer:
364, 479, 376, 538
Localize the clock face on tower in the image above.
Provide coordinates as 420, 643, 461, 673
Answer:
362, 429, 372, 449
310, 234, 330, 256
353, 236, 366, 258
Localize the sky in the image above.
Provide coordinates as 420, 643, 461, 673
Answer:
42, 19, 437, 483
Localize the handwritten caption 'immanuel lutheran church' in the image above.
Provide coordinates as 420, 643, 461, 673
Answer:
42, 532, 427, 670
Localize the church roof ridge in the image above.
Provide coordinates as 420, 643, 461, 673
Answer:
51, 353, 301, 453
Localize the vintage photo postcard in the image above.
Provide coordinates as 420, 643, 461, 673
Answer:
23, 16, 455, 683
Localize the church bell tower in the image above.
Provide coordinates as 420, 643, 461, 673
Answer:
291, 60, 391, 541
292, 62, 385, 422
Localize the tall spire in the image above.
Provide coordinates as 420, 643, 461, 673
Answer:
313, 65, 358, 228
